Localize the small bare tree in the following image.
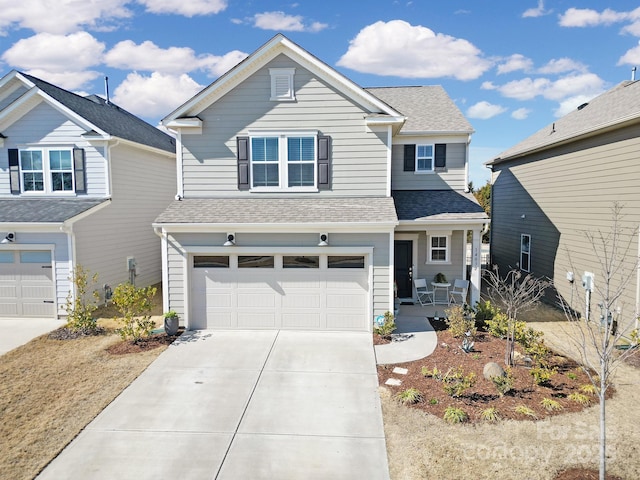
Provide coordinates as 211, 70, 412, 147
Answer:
558, 203, 639, 480
484, 266, 551, 366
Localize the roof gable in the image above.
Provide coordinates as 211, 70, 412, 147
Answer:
490, 80, 640, 165
0, 70, 175, 154
163, 34, 404, 125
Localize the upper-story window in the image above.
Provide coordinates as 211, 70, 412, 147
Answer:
416, 145, 434, 172
404, 143, 447, 173
270, 68, 296, 101
9, 147, 86, 195
250, 133, 316, 190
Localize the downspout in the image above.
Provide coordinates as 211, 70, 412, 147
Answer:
154, 226, 169, 313
106, 139, 120, 197
60, 222, 76, 314
174, 129, 184, 199
389, 229, 395, 315
636, 225, 640, 333
464, 134, 471, 192
386, 125, 392, 197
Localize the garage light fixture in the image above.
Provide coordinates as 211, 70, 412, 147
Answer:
318, 233, 329, 246
1, 232, 15, 244
224, 233, 236, 246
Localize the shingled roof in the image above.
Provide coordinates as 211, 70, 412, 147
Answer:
392, 190, 487, 221
366, 86, 474, 134
155, 197, 398, 225
489, 80, 640, 165
20, 72, 175, 154
0, 198, 108, 223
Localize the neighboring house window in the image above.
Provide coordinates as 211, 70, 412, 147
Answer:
428, 235, 450, 263
520, 234, 531, 272
270, 68, 295, 101
11, 147, 85, 194
416, 144, 434, 172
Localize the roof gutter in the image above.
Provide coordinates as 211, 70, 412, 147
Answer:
153, 221, 399, 233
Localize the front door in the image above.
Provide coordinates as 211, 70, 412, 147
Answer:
394, 240, 413, 298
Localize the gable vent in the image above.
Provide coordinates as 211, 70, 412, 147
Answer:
270, 68, 295, 101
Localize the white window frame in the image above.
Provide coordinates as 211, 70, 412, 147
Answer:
270, 68, 296, 101
19, 147, 75, 194
427, 234, 450, 264
248, 130, 318, 192
520, 234, 531, 272
416, 144, 434, 173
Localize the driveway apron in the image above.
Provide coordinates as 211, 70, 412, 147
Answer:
37, 330, 390, 480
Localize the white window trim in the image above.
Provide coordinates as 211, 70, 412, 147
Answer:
426, 233, 451, 264
248, 130, 318, 192
270, 68, 296, 101
520, 234, 531, 272
415, 143, 435, 174
19, 147, 76, 195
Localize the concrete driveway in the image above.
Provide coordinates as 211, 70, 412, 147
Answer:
0, 318, 64, 356
37, 330, 390, 480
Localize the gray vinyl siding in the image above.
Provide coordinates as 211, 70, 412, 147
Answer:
412, 230, 466, 283
164, 231, 391, 322
181, 55, 388, 197
491, 123, 640, 331
391, 142, 467, 191
74, 143, 175, 295
0, 101, 107, 196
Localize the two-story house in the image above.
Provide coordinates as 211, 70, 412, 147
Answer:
155, 34, 488, 331
488, 79, 640, 333
0, 71, 175, 319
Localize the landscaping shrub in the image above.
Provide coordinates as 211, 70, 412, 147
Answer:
480, 407, 500, 422
530, 366, 557, 386
442, 366, 476, 398
444, 305, 476, 338
64, 265, 100, 334
443, 406, 468, 424
374, 311, 396, 338
514, 405, 537, 418
540, 398, 563, 412
396, 388, 423, 405
473, 300, 500, 329
112, 283, 157, 343
491, 368, 514, 396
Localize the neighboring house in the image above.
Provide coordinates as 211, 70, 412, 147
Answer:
155, 34, 488, 332
487, 79, 640, 331
0, 71, 176, 319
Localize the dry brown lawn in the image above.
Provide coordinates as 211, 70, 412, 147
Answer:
381, 303, 640, 480
0, 298, 167, 480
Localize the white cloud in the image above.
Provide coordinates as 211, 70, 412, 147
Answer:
522, 0, 550, 18
496, 54, 533, 74
252, 11, 327, 32
337, 20, 492, 80
559, 7, 638, 27
511, 108, 531, 120
2, 32, 105, 89
112, 72, 203, 118
493, 77, 551, 101
537, 57, 586, 74
466, 101, 507, 120
481, 81, 496, 90
137, 0, 227, 17
618, 42, 640, 65
554, 94, 598, 117
104, 40, 247, 76
0, 0, 131, 35
491, 73, 605, 101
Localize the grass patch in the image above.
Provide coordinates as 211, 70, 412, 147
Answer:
0, 296, 167, 479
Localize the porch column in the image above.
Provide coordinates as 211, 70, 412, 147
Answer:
470, 227, 482, 305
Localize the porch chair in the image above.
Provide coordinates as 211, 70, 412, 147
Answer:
449, 279, 469, 305
413, 278, 434, 306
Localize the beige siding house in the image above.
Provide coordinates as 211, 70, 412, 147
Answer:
155, 34, 488, 332
0, 71, 175, 318
487, 80, 640, 332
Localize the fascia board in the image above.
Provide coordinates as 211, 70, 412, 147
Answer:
162, 35, 403, 124
154, 221, 398, 233
396, 218, 489, 229
0, 222, 64, 231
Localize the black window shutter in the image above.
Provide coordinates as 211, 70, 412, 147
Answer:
73, 148, 86, 194
236, 136, 249, 190
317, 135, 331, 190
435, 144, 447, 169
403, 144, 416, 171
8, 149, 20, 194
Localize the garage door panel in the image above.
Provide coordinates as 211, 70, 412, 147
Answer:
22, 302, 55, 317
0, 303, 18, 315
206, 312, 232, 329
238, 312, 276, 328
281, 293, 321, 308
282, 313, 321, 329
0, 251, 55, 318
0, 285, 17, 297
326, 292, 366, 309
237, 292, 276, 308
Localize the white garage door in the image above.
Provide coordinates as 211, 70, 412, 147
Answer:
191, 254, 369, 331
0, 250, 56, 318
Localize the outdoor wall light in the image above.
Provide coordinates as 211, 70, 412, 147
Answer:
318, 233, 329, 246
1, 232, 15, 244
224, 233, 236, 246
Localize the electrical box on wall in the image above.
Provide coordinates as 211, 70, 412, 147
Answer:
566, 271, 574, 283
127, 256, 136, 272
582, 272, 594, 291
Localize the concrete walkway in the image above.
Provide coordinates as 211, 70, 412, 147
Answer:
374, 304, 438, 365
0, 318, 64, 356
37, 330, 390, 480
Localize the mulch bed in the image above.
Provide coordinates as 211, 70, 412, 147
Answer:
48, 326, 107, 340
106, 330, 184, 355
554, 467, 623, 480
377, 327, 611, 423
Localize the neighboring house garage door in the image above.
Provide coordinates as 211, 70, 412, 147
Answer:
190, 254, 369, 331
0, 251, 56, 318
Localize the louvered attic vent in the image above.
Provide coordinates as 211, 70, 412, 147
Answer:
270, 68, 295, 101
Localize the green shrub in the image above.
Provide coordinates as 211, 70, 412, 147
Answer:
491, 368, 514, 396
530, 366, 557, 386
396, 388, 423, 405
112, 283, 157, 343
443, 406, 468, 424
568, 392, 591, 406
442, 367, 476, 398
485, 312, 510, 338
580, 384, 598, 395
473, 300, 500, 328
428, 398, 439, 405
485, 313, 549, 364
444, 305, 477, 338
480, 407, 500, 422
540, 397, 563, 412
567, 372, 578, 380
514, 405, 537, 418
422, 366, 442, 380
64, 265, 100, 334
374, 311, 396, 338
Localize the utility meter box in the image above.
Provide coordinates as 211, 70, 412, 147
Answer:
582, 272, 594, 291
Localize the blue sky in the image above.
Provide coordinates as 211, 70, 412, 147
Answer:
1, 1, 639, 186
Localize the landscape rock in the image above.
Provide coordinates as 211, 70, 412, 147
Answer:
483, 362, 505, 380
